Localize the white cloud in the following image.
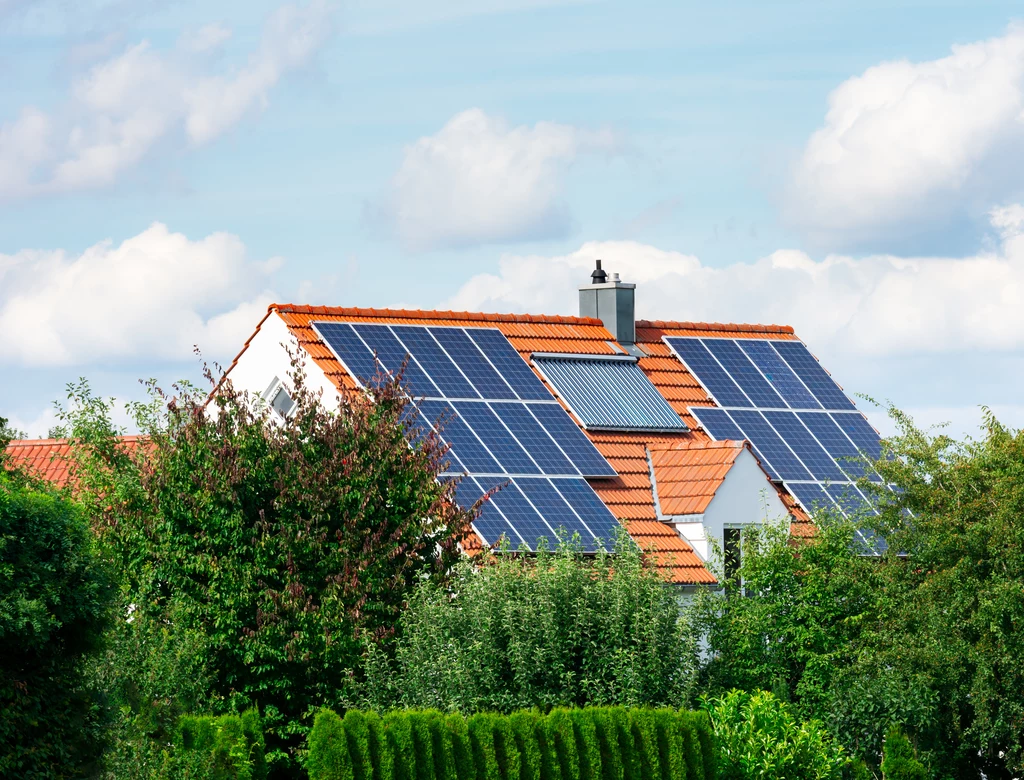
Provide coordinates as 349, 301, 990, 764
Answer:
0, 0, 335, 199
786, 24, 1024, 249
372, 108, 619, 251
0, 223, 280, 366
447, 205, 1024, 360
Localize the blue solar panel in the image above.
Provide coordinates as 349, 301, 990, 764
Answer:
351, 324, 439, 397
729, 410, 813, 481
485, 480, 556, 548
466, 328, 552, 400
313, 322, 381, 385
826, 483, 877, 518
703, 339, 786, 408
420, 400, 502, 474
533, 356, 686, 431
689, 406, 745, 441
528, 404, 617, 478
551, 478, 623, 550
738, 340, 821, 409
763, 411, 845, 481
797, 411, 881, 482
831, 412, 883, 462
516, 478, 592, 549
786, 482, 839, 516
771, 341, 856, 411
490, 402, 579, 475
391, 326, 480, 399
454, 474, 524, 548
454, 401, 541, 475
432, 327, 517, 400
665, 338, 752, 408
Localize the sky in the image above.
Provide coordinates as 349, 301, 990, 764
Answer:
2, 0, 1024, 441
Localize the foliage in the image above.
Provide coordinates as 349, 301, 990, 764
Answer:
880, 727, 926, 780
364, 535, 697, 713
702, 690, 846, 780
693, 408, 1024, 779
177, 708, 269, 780
58, 355, 474, 775
0, 468, 115, 778
306, 707, 714, 780
0, 415, 26, 449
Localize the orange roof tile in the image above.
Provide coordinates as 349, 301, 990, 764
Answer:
4, 437, 145, 487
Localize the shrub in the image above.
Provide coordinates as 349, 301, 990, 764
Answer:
446, 712, 475, 780
308, 710, 354, 780
509, 711, 543, 780
629, 709, 660, 780
366, 538, 698, 713
703, 690, 845, 780
345, 710, 376, 780
880, 728, 927, 780
387, 712, 419, 780
177, 709, 268, 780
0, 470, 114, 779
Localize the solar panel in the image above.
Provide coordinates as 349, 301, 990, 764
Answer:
312, 321, 620, 552
391, 326, 480, 399
527, 403, 618, 478
703, 339, 786, 409
664, 338, 752, 408
453, 401, 541, 475
737, 340, 821, 409
770, 341, 856, 411
490, 402, 578, 475
549, 477, 624, 548
532, 355, 687, 432
466, 328, 552, 400
431, 327, 517, 400
668, 335, 887, 553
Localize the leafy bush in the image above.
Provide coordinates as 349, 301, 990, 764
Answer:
0, 468, 114, 779
703, 690, 846, 780
365, 537, 697, 713
177, 709, 268, 780
880, 728, 927, 780
59, 358, 474, 773
307, 708, 712, 780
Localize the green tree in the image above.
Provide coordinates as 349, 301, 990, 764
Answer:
0, 466, 115, 778
880, 727, 927, 780
62, 356, 474, 776
364, 534, 698, 713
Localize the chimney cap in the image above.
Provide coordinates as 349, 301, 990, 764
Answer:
591, 259, 607, 284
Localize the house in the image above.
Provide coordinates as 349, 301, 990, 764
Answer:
5, 262, 883, 587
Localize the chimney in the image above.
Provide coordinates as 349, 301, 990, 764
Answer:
579, 259, 636, 345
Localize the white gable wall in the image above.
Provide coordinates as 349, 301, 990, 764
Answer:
672, 448, 789, 563
225, 312, 339, 408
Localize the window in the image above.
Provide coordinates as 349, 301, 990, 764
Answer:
263, 377, 296, 420
724, 527, 742, 584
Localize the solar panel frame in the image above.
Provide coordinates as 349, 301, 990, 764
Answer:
728, 409, 814, 481
702, 339, 787, 409
527, 403, 619, 478
664, 337, 753, 408
831, 412, 883, 462
389, 326, 481, 399
431, 327, 519, 400
762, 410, 846, 481
549, 477, 624, 550
490, 402, 580, 476
453, 401, 543, 475
770, 340, 856, 411
737, 340, 821, 409
466, 328, 553, 400
351, 324, 441, 398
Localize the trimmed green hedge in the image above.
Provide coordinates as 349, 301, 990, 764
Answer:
177, 708, 268, 780
308, 708, 714, 780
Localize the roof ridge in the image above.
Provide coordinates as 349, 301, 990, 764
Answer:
269, 303, 606, 327
5, 435, 145, 448
647, 439, 746, 452
636, 319, 795, 334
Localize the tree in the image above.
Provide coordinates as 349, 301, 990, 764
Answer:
364, 533, 698, 713
62, 356, 474, 776
0, 415, 26, 448
0, 466, 115, 778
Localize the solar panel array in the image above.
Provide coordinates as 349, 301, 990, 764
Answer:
532, 355, 688, 432
313, 321, 621, 552
667, 336, 887, 549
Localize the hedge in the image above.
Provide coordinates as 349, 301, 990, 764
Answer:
307, 708, 714, 780
177, 708, 268, 780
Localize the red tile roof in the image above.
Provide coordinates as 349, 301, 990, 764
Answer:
3, 436, 145, 487
649, 440, 748, 517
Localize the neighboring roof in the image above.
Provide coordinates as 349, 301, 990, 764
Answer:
649, 439, 748, 517
221, 304, 814, 585
3, 436, 145, 487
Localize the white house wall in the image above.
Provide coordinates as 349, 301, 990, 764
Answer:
702, 449, 790, 541
225, 313, 339, 407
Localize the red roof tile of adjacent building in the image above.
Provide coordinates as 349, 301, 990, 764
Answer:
648, 440, 748, 517
3, 436, 145, 487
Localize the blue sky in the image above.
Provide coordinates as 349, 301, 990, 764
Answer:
3, 0, 1024, 440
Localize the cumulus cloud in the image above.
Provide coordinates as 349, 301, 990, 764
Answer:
0, 223, 280, 366
447, 206, 1024, 359
371, 108, 619, 251
0, 0, 335, 199
786, 24, 1024, 250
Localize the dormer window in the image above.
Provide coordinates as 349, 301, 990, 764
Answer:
264, 377, 297, 420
